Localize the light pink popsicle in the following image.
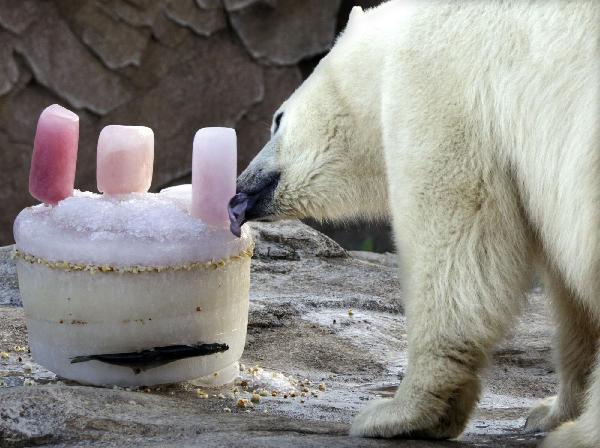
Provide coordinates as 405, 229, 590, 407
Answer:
97, 125, 154, 195
29, 104, 79, 205
191, 127, 237, 226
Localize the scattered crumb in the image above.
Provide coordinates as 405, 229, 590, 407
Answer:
318, 383, 326, 391
251, 394, 261, 404
223, 407, 231, 413
237, 399, 253, 409
23, 379, 36, 386
0, 352, 9, 360
196, 389, 209, 399
348, 308, 354, 316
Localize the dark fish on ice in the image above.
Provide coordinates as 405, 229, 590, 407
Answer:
71, 342, 229, 374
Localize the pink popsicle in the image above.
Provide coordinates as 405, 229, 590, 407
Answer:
97, 125, 154, 195
191, 127, 237, 226
29, 104, 79, 205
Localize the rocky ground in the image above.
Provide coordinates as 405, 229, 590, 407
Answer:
0, 221, 554, 447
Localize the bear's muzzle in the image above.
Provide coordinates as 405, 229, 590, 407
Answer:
228, 170, 280, 236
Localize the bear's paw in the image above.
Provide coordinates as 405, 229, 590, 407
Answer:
524, 396, 565, 433
350, 397, 462, 439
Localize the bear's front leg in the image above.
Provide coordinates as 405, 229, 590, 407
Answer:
542, 350, 600, 448
352, 159, 534, 439
350, 306, 493, 439
351, 373, 481, 439
542, 369, 600, 448
524, 268, 599, 433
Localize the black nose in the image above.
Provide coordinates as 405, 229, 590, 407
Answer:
236, 170, 280, 196
228, 171, 280, 237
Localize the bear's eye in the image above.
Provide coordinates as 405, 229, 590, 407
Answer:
273, 111, 284, 134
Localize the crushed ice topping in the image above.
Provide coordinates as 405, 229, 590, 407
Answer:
14, 190, 252, 267
41, 191, 203, 241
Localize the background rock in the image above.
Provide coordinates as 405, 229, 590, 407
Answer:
0, 247, 19, 307
71, 2, 153, 69
0, 0, 394, 251
0, 221, 553, 446
165, 0, 227, 38
14, 1, 132, 114
227, 0, 342, 65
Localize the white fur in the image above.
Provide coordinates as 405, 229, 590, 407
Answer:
240, 1, 600, 445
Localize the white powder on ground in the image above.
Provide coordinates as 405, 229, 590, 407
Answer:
14, 187, 251, 267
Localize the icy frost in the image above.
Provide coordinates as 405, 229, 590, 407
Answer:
14, 187, 250, 267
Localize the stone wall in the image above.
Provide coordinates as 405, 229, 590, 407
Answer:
0, 0, 388, 247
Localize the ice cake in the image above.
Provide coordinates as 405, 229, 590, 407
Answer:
13, 105, 253, 387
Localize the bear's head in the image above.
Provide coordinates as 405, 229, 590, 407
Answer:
229, 7, 388, 236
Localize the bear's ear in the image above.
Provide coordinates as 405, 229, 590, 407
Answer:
348, 6, 364, 26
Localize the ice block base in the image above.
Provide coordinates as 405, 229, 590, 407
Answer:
16, 251, 251, 387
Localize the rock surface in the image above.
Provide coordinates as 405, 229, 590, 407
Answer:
0, 221, 553, 447
0, 247, 19, 307
228, 0, 342, 65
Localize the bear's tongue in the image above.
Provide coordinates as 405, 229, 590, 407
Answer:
228, 192, 251, 237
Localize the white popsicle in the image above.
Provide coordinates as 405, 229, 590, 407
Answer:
97, 125, 154, 195
191, 128, 237, 226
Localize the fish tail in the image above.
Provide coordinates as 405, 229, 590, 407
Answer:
70, 355, 93, 364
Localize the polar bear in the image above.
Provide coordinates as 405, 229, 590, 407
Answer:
229, 1, 600, 446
